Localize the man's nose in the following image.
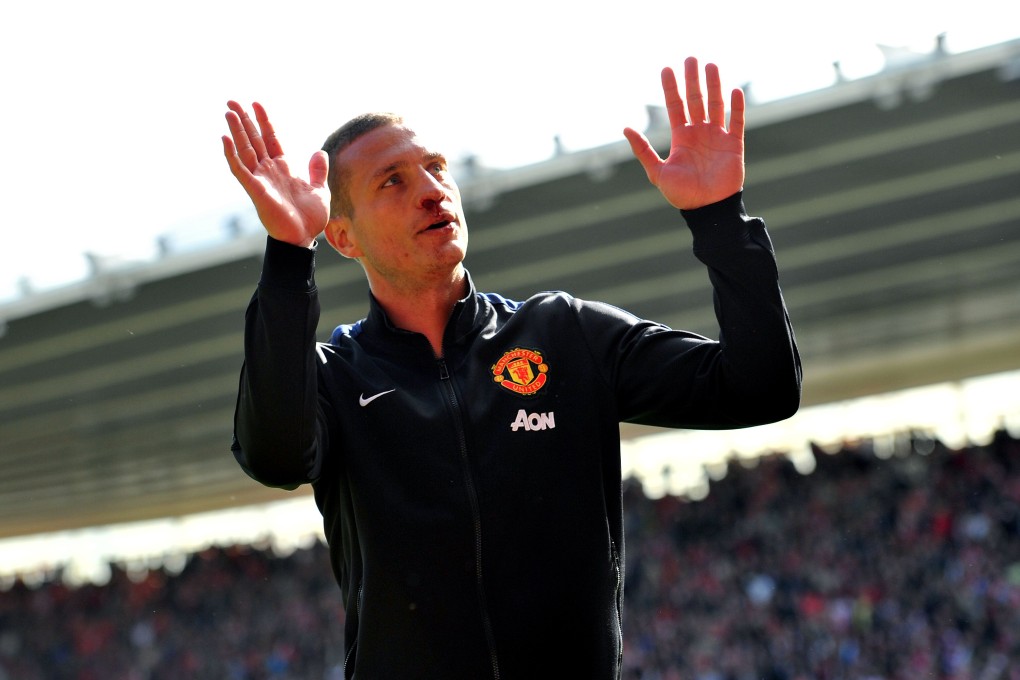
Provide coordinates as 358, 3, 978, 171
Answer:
417, 170, 449, 209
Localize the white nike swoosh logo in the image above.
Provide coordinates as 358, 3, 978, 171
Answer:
359, 389, 396, 407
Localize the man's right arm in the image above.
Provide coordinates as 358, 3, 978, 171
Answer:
222, 101, 333, 488
231, 237, 325, 489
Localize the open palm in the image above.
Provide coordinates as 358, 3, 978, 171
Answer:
222, 101, 330, 247
625, 57, 745, 211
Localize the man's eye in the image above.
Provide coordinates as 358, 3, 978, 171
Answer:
382, 175, 400, 187
430, 162, 445, 174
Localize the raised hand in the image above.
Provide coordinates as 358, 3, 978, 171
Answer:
624, 57, 745, 211
222, 101, 330, 247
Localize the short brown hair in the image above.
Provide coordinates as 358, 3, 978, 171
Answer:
321, 112, 404, 219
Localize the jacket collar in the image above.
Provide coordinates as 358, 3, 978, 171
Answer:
362, 270, 491, 352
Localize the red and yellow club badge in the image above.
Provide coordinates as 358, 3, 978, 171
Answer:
491, 347, 549, 396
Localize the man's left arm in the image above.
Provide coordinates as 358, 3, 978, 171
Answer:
683, 191, 801, 423
600, 56, 802, 426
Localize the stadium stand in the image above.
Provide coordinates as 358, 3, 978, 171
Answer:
2, 37, 1019, 541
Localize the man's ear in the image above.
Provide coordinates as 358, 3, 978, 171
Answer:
324, 216, 361, 259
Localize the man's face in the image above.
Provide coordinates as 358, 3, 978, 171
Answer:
326, 124, 468, 290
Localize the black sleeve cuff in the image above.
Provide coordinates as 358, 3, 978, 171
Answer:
680, 191, 768, 251
259, 235, 317, 291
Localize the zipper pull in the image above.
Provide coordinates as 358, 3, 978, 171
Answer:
438, 359, 450, 381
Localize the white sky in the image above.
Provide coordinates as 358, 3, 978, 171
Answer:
0, 0, 1016, 301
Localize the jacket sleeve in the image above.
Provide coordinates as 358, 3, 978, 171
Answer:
230, 236, 327, 489
575, 191, 802, 429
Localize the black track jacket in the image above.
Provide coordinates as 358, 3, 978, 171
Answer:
231, 192, 802, 679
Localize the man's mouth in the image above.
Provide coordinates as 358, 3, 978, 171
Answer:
422, 210, 456, 232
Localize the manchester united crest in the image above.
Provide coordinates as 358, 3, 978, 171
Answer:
491, 347, 549, 396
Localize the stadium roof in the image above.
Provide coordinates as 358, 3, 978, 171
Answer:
2, 38, 1019, 540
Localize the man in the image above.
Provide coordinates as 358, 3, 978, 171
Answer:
222, 57, 801, 679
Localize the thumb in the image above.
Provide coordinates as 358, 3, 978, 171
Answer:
308, 150, 330, 189
623, 127, 663, 186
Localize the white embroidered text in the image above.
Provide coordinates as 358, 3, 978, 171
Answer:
510, 409, 556, 432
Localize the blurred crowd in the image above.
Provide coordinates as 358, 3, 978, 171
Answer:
622, 428, 1020, 679
2, 427, 1019, 679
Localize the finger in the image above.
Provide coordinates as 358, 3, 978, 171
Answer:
660, 67, 687, 131
252, 102, 284, 158
683, 56, 706, 124
224, 107, 259, 172
221, 134, 238, 167
623, 127, 663, 184
704, 63, 725, 127
222, 134, 258, 192
229, 100, 269, 160
728, 87, 746, 140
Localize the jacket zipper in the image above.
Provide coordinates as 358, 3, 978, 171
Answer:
343, 582, 363, 679
612, 543, 624, 679
438, 358, 501, 680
